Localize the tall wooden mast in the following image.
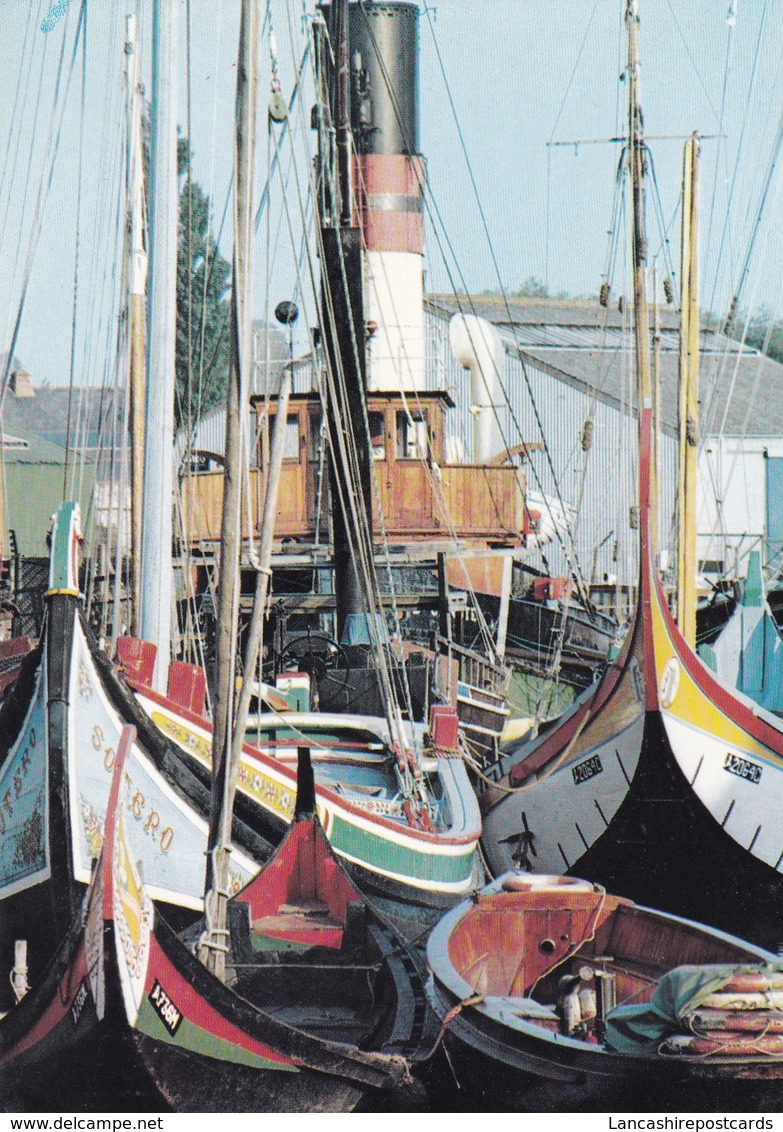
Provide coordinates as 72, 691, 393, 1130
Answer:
677, 134, 700, 648
139, 0, 178, 689
628, 0, 652, 422
125, 15, 146, 639
626, 0, 658, 706
200, 0, 260, 981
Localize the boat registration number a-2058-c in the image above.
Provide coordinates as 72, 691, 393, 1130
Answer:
572, 755, 604, 785
723, 753, 763, 785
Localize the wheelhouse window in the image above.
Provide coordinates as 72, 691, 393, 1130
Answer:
369, 411, 386, 460
396, 411, 428, 460
282, 414, 301, 460
308, 409, 325, 460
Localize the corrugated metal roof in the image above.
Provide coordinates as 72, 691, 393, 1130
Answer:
426, 296, 783, 439
1, 385, 125, 452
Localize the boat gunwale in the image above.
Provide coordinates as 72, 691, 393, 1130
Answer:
426, 876, 781, 1077
133, 682, 482, 849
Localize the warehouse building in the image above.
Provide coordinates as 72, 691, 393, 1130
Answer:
424, 295, 783, 594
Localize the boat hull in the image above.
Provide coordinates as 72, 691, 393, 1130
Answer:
125, 1031, 366, 1113
425, 876, 783, 1108
137, 691, 483, 932
574, 710, 783, 950
479, 609, 645, 879
481, 710, 644, 877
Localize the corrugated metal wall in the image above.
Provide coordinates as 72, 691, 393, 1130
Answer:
424, 310, 677, 590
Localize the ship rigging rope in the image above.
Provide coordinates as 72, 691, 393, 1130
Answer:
62, 0, 88, 497
647, 150, 680, 307
0, 0, 43, 259
696, 0, 774, 497
356, 0, 581, 598
704, 0, 770, 336
547, 0, 601, 149
176, 18, 235, 678
174, 0, 231, 672
0, 14, 50, 302
274, 10, 419, 775
318, 222, 416, 744
701, 107, 783, 500
544, 0, 600, 292
662, 0, 722, 129
419, 5, 591, 605
529, 883, 607, 997
291, 111, 401, 702
1, 2, 85, 410
693, 132, 783, 568
230, 42, 315, 702
346, 155, 500, 666
700, 317, 777, 568
192, 0, 228, 439
460, 690, 595, 797
702, 16, 734, 320
83, 81, 138, 626
567, 154, 626, 556
350, 3, 593, 676
315, 215, 421, 769
81, 124, 127, 628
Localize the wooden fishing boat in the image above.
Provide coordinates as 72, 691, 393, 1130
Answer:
128, 668, 483, 929
0, 495, 480, 1019
0, 726, 437, 1112
469, 570, 616, 685
480, 2, 783, 948
426, 871, 783, 1095
0, 501, 268, 1011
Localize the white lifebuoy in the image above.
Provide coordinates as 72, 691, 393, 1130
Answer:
499, 873, 595, 894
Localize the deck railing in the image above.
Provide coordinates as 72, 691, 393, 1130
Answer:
178, 461, 526, 547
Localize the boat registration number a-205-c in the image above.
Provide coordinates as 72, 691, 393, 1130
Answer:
572, 755, 604, 785
723, 752, 763, 785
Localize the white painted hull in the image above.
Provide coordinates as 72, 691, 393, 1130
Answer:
482, 711, 645, 876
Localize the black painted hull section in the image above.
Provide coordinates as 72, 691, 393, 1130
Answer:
571, 711, 783, 950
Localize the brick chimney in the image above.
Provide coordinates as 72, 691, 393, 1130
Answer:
9, 370, 35, 398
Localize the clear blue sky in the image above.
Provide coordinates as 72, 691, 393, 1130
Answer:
1, 0, 782, 389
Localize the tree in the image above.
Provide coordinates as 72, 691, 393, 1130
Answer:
738, 306, 783, 367
142, 117, 232, 429
176, 138, 232, 428
514, 275, 551, 299
479, 275, 570, 300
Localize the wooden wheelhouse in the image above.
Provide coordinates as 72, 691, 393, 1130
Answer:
179, 391, 531, 552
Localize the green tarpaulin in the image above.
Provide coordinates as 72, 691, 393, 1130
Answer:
605, 964, 783, 1056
